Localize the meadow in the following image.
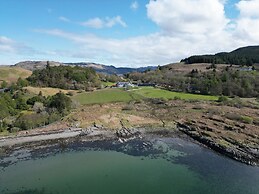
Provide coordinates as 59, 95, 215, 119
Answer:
72, 87, 218, 105
130, 87, 218, 101
72, 88, 143, 105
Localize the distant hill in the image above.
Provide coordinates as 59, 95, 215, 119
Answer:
14, 61, 62, 71
14, 61, 157, 75
0, 66, 32, 84
181, 46, 259, 66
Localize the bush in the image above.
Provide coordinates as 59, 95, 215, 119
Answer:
241, 116, 253, 124
218, 95, 228, 102
27, 95, 46, 105
15, 113, 49, 130
225, 113, 253, 124
225, 113, 242, 121
48, 92, 72, 114
174, 96, 181, 100
67, 91, 74, 96
122, 104, 134, 111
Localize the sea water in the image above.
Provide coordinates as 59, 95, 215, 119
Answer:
0, 138, 258, 194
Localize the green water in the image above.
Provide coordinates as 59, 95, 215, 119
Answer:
0, 138, 259, 194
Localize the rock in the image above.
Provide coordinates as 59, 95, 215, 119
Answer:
93, 123, 103, 129
79, 128, 93, 136
116, 128, 141, 139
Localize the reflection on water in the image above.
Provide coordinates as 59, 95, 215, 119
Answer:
0, 138, 259, 194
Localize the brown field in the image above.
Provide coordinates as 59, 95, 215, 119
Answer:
24, 86, 77, 96
65, 103, 160, 129
0, 66, 32, 84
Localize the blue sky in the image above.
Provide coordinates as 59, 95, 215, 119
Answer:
1, 0, 259, 67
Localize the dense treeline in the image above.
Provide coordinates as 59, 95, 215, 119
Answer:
0, 89, 72, 132
181, 46, 259, 66
27, 64, 101, 90
128, 67, 259, 98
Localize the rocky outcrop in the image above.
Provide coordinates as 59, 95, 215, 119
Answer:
116, 128, 141, 139
177, 122, 259, 166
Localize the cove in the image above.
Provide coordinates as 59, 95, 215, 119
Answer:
0, 138, 259, 194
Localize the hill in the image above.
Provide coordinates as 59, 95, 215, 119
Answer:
181, 46, 259, 66
0, 66, 32, 84
14, 61, 157, 75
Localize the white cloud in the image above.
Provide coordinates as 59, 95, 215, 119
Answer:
0, 36, 18, 53
34, 0, 259, 67
234, 0, 259, 42
80, 16, 127, 29
36, 28, 235, 67
147, 0, 229, 35
131, 1, 139, 11
236, 0, 259, 18
81, 18, 104, 29
0, 36, 40, 57
59, 16, 71, 22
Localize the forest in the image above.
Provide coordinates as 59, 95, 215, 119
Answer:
181, 46, 259, 66
128, 65, 259, 98
27, 64, 101, 90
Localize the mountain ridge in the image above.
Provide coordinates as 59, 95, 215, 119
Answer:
14, 61, 157, 75
181, 45, 259, 65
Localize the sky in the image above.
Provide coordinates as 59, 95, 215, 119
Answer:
1, 0, 259, 67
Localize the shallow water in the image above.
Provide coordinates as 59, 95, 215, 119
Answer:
0, 138, 258, 194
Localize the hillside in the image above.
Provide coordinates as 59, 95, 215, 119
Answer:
128, 62, 259, 98
27, 65, 101, 90
0, 66, 32, 84
181, 46, 259, 66
14, 61, 157, 75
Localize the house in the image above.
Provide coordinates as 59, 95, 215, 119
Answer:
116, 82, 135, 88
239, 66, 253, 71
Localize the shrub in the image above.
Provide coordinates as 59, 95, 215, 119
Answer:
174, 96, 181, 100
122, 104, 134, 111
67, 91, 74, 96
48, 92, 72, 114
15, 113, 49, 130
241, 116, 253, 124
225, 113, 253, 124
218, 95, 228, 102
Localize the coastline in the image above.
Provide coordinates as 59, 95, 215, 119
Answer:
0, 125, 258, 166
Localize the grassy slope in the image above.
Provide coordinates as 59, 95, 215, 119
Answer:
0, 67, 32, 84
131, 87, 218, 101
72, 88, 143, 105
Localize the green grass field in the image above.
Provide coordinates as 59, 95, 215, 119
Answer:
101, 82, 115, 87
72, 88, 143, 105
73, 87, 218, 105
130, 87, 218, 101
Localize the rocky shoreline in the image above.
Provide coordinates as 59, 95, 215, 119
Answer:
0, 124, 258, 166
177, 122, 259, 166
